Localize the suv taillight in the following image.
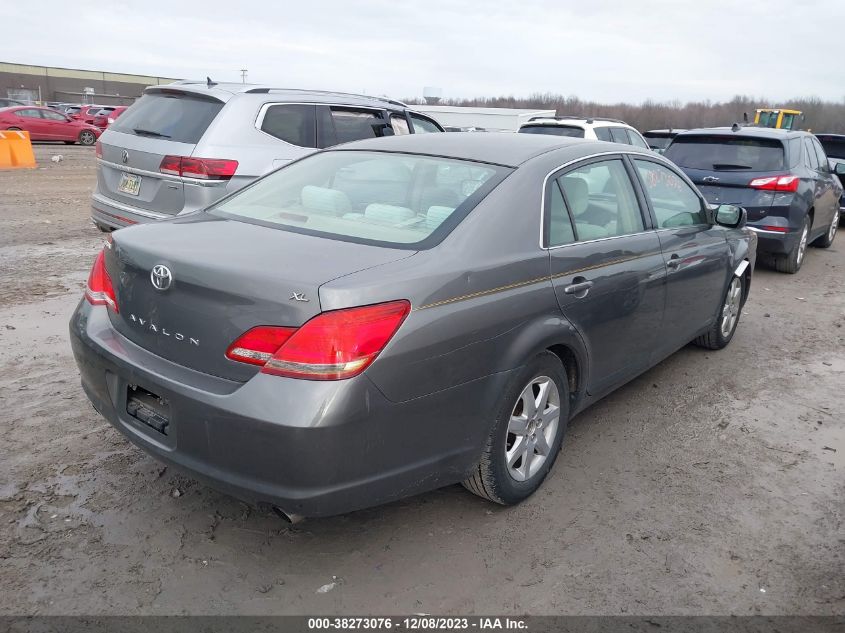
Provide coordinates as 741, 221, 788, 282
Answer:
159, 155, 238, 180
748, 175, 799, 192
84, 250, 118, 312
226, 300, 411, 380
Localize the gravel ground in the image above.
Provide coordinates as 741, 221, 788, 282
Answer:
0, 145, 842, 616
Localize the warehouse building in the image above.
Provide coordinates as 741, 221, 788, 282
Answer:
0, 62, 179, 105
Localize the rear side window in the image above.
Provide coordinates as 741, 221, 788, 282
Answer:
41, 110, 67, 121
811, 138, 829, 171
260, 104, 317, 147
390, 114, 410, 135
664, 136, 785, 171
15, 109, 41, 118
558, 159, 644, 240
634, 159, 706, 227
110, 93, 224, 144
547, 181, 576, 246
520, 125, 585, 138
788, 137, 803, 168
594, 127, 612, 142
804, 138, 820, 169
330, 108, 382, 144
211, 150, 508, 248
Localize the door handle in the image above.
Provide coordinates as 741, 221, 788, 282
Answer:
666, 254, 682, 269
563, 278, 594, 296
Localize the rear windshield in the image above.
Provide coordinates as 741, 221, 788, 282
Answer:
110, 92, 223, 144
519, 125, 585, 138
643, 135, 672, 150
665, 135, 785, 171
210, 150, 510, 248
817, 137, 845, 160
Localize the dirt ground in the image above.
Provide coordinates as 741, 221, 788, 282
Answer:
0, 145, 842, 616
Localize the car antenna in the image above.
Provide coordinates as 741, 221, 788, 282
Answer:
207, 76, 217, 88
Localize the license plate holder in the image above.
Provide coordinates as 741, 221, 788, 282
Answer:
118, 172, 142, 196
126, 385, 170, 436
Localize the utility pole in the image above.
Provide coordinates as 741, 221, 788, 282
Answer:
240, 69, 248, 84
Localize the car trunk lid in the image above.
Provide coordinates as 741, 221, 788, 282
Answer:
106, 215, 415, 381
682, 168, 777, 221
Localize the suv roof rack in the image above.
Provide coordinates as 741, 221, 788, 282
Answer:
244, 87, 408, 108
526, 115, 627, 125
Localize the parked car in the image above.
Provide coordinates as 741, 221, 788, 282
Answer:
643, 129, 686, 153
70, 133, 755, 519
0, 106, 101, 145
518, 116, 651, 148
91, 82, 445, 231
69, 105, 112, 124
92, 106, 128, 130
815, 133, 845, 222
664, 127, 841, 273
0, 98, 25, 108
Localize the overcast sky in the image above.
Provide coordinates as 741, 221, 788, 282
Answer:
3, 0, 843, 103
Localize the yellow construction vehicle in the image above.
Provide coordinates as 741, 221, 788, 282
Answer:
753, 108, 803, 130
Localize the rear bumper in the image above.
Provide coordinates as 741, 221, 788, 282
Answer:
91, 191, 169, 229
69, 302, 507, 517
747, 225, 802, 255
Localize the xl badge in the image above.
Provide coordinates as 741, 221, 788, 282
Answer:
289, 292, 309, 302
150, 264, 173, 291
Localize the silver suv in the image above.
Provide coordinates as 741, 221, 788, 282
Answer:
91, 81, 444, 230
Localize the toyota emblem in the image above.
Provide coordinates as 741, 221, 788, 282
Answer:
150, 264, 172, 291
121, 149, 129, 164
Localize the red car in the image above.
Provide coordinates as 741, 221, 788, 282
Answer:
92, 105, 128, 130
0, 106, 101, 145
68, 105, 112, 124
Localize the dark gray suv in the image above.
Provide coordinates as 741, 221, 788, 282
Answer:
91, 82, 443, 231
665, 127, 842, 273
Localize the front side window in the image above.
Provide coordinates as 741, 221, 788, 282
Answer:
330, 108, 382, 144
409, 113, 442, 134
15, 109, 41, 119
634, 159, 706, 227
211, 151, 508, 248
41, 110, 67, 121
781, 113, 795, 130
609, 127, 629, 144
626, 129, 650, 149
557, 159, 644, 241
260, 104, 317, 147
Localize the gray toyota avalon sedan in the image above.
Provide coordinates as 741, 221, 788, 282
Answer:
70, 133, 756, 519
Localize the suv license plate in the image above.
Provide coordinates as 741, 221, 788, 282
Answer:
118, 172, 141, 196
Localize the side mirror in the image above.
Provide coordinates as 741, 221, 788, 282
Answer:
714, 204, 746, 229
835, 163, 845, 176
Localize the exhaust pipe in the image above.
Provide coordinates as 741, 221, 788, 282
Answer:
272, 505, 304, 525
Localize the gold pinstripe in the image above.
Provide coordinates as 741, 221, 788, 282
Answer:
415, 251, 660, 311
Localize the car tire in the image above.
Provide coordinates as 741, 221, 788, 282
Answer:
694, 274, 745, 350
774, 216, 810, 274
7, 126, 22, 131
78, 130, 96, 146
63, 140, 75, 145
813, 208, 839, 249
463, 352, 569, 505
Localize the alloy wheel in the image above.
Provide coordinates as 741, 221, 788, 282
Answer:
505, 376, 560, 482
80, 131, 95, 145
829, 210, 839, 242
720, 277, 742, 338
797, 224, 808, 265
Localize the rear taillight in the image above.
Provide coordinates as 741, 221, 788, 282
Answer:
95, 140, 102, 159
84, 250, 118, 312
748, 175, 799, 192
226, 326, 296, 365
226, 300, 411, 380
158, 155, 238, 180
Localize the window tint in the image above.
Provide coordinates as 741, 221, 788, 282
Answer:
804, 138, 820, 169
520, 125, 585, 138
41, 110, 67, 121
609, 127, 629, 144
811, 138, 829, 171
260, 104, 317, 147
211, 151, 507, 248
409, 113, 441, 134
390, 114, 410, 135
664, 136, 785, 171
558, 159, 644, 240
15, 109, 41, 118
547, 180, 576, 246
110, 93, 223, 144
634, 159, 706, 228
330, 108, 381, 144
594, 127, 612, 142
626, 129, 650, 149
788, 137, 803, 168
